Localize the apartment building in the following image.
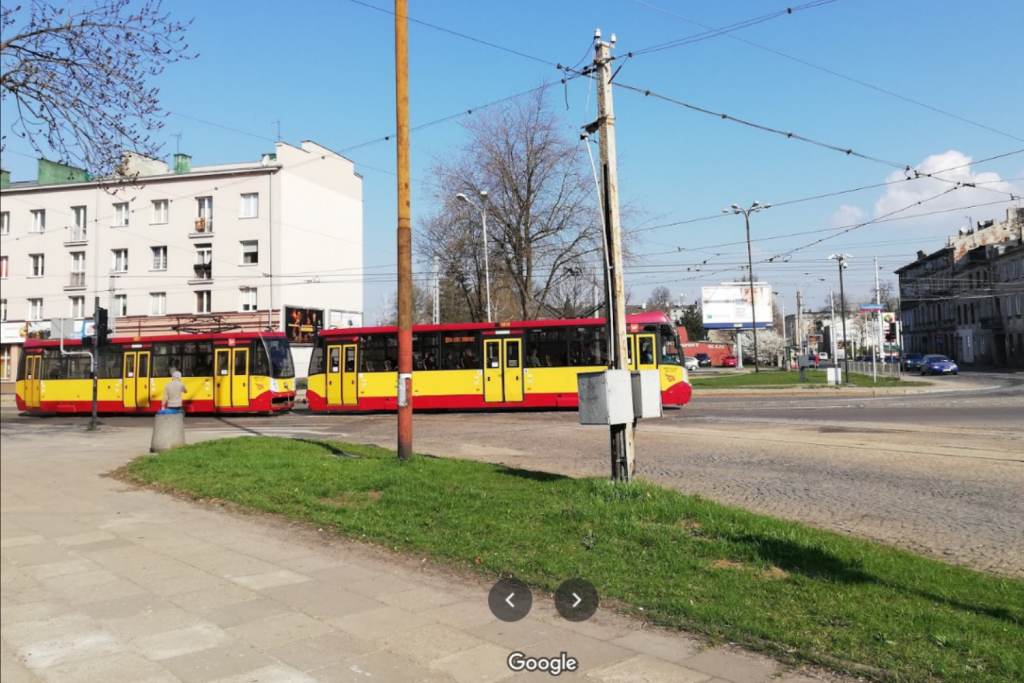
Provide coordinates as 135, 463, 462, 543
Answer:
0, 141, 364, 391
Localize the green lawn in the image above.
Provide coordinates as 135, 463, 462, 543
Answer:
128, 438, 1023, 683
691, 369, 926, 389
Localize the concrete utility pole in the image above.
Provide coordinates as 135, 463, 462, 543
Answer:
724, 202, 771, 371
830, 289, 837, 362
830, 254, 853, 383
91, 296, 99, 429
796, 291, 803, 356
432, 256, 440, 325
875, 254, 885, 379
394, 0, 413, 461
872, 255, 880, 382
594, 31, 634, 482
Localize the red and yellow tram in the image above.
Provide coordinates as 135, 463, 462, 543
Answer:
306, 312, 692, 412
16, 331, 296, 415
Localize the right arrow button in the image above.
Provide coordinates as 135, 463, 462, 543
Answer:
555, 579, 599, 622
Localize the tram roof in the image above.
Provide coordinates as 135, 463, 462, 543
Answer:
319, 312, 674, 339
23, 330, 288, 349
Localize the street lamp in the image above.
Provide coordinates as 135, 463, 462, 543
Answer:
828, 254, 852, 383
723, 201, 771, 371
455, 190, 492, 323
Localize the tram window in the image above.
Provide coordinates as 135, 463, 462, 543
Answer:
329, 347, 340, 373
251, 342, 270, 376
441, 334, 479, 370
67, 356, 91, 379
98, 347, 123, 378
361, 334, 397, 372
506, 343, 520, 368
308, 340, 325, 375
569, 326, 608, 366
527, 328, 569, 367
234, 350, 248, 375
344, 347, 356, 373
43, 350, 66, 379
413, 333, 439, 371
639, 337, 655, 365
266, 339, 294, 377
486, 342, 500, 368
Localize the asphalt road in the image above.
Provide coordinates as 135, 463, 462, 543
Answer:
3, 371, 1021, 577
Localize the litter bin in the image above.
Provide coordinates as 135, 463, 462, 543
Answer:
151, 410, 186, 453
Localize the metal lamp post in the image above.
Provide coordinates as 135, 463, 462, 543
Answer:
829, 254, 853, 383
455, 190, 492, 323
723, 201, 771, 371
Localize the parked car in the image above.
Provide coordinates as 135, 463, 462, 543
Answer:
694, 352, 712, 367
722, 355, 739, 368
920, 354, 958, 375
684, 356, 699, 372
818, 352, 829, 361
902, 352, 924, 371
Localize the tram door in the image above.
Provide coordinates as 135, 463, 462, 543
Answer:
636, 334, 658, 371
483, 338, 524, 403
326, 344, 358, 407
122, 351, 151, 409
24, 355, 42, 409
214, 347, 250, 409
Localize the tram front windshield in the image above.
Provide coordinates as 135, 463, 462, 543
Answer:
265, 339, 296, 378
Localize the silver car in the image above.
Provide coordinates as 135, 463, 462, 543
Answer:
684, 356, 699, 372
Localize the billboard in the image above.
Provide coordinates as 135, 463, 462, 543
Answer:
328, 309, 363, 329
701, 283, 773, 329
284, 306, 323, 344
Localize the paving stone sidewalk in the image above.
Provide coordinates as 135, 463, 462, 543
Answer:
2, 423, 853, 683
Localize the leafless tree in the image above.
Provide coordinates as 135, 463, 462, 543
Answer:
417, 88, 606, 321
1, 0, 195, 175
646, 286, 673, 312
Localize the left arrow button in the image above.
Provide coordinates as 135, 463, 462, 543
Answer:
488, 578, 532, 622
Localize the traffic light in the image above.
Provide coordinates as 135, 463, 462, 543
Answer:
886, 321, 897, 342
95, 307, 111, 347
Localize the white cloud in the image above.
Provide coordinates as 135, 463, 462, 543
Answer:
831, 204, 864, 228
872, 150, 1020, 232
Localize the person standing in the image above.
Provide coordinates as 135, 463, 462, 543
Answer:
161, 371, 188, 413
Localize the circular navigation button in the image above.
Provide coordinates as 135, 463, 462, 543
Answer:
554, 578, 599, 622
488, 578, 533, 622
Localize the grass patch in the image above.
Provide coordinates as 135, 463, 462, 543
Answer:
691, 369, 927, 389
128, 437, 1023, 683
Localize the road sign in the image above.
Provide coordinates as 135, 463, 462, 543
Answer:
859, 303, 884, 311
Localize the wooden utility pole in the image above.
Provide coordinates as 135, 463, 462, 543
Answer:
395, 0, 413, 460
594, 32, 635, 482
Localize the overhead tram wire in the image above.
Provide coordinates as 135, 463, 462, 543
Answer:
627, 0, 1024, 144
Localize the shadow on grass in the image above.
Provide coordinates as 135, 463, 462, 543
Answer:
293, 438, 360, 458
494, 466, 570, 483
735, 534, 1022, 625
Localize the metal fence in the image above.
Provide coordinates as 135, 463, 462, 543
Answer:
843, 359, 902, 380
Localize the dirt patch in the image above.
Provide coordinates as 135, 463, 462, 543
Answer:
317, 491, 382, 509
678, 519, 703, 532
763, 566, 790, 580
712, 559, 745, 570
711, 559, 789, 580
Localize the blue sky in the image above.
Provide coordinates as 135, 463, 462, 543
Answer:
4, 0, 1022, 318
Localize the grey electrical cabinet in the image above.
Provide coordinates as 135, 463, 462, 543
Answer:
577, 370, 634, 425
631, 370, 663, 419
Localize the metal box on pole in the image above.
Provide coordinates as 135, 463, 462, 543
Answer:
630, 370, 663, 419
577, 370, 634, 426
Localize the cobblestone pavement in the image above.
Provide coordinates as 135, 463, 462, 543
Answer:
2, 377, 1021, 577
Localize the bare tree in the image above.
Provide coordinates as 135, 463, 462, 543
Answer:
873, 280, 900, 312
417, 88, 605, 321
2, 0, 195, 175
645, 286, 673, 312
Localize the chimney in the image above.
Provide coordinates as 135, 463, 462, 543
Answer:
173, 153, 192, 174
916, 250, 926, 260
37, 159, 90, 185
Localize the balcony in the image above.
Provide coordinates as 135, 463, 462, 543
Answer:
64, 228, 88, 245
190, 263, 213, 284
190, 217, 214, 237
979, 315, 1004, 332
65, 272, 87, 290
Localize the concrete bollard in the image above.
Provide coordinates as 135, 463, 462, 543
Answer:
151, 412, 186, 453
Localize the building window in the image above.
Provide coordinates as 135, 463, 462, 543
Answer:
0, 344, 9, 382
152, 199, 169, 224
71, 206, 87, 241
30, 254, 45, 277
114, 294, 127, 318
196, 290, 212, 314
114, 202, 130, 227
240, 193, 259, 218
1, 255, 8, 279
150, 292, 166, 316
70, 251, 86, 288
151, 246, 167, 271
240, 287, 258, 312
112, 249, 129, 273
1, 211, 9, 235
196, 196, 213, 232
194, 244, 212, 280
70, 296, 86, 318
1, 298, 6, 322
31, 209, 45, 233
29, 298, 43, 321
241, 240, 259, 265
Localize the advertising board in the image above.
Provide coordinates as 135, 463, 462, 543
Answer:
701, 282, 773, 329
284, 306, 324, 344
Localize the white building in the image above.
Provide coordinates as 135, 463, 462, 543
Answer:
0, 141, 363, 391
